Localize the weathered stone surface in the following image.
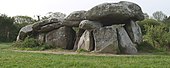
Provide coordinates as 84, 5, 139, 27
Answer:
66, 10, 86, 21
77, 30, 94, 51
125, 20, 143, 44
49, 18, 60, 23
73, 29, 85, 50
38, 23, 63, 32
45, 26, 76, 49
17, 24, 33, 41
36, 33, 46, 44
61, 11, 87, 27
85, 1, 144, 26
93, 26, 119, 53
61, 20, 80, 27
117, 26, 137, 54
33, 18, 60, 31
79, 20, 103, 30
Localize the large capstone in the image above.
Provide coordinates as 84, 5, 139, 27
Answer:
62, 10, 87, 27
93, 26, 119, 53
65, 10, 87, 21
85, 1, 144, 26
33, 18, 61, 32
45, 26, 76, 49
37, 22, 63, 33
61, 20, 80, 27
17, 24, 33, 41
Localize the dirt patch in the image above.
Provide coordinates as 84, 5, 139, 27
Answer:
13, 50, 142, 56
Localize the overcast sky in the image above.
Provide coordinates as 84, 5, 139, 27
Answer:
0, 0, 169, 17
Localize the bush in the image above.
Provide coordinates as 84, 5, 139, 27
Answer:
12, 37, 53, 50
143, 24, 170, 51
22, 37, 40, 48
138, 19, 160, 35
12, 37, 39, 48
40, 43, 53, 50
137, 41, 157, 53
12, 40, 23, 47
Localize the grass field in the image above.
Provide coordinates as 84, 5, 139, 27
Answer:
0, 43, 170, 68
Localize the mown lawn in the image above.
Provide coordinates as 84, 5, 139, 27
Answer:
0, 43, 170, 68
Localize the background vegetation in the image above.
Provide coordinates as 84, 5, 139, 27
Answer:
138, 11, 170, 52
0, 14, 36, 42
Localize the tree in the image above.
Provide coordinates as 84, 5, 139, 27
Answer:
152, 11, 167, 21
138, 12, 170, 51
41, 12, 66, 20
163, 16, 170, 32
0, 14, 15, 42
143, 13, 149, 19
163, 16, 170, 23
13, 16, 36, 24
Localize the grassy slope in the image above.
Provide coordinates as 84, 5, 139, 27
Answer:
0, 43, 170, 68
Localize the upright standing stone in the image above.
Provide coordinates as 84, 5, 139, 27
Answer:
117, 26, 137, 54
125, 20, 143, 44
73, 29, 85, 50
77, 30, 94, 51
45, 26, 76, 49
36, 33, 46, 44
93, 26, 119, 53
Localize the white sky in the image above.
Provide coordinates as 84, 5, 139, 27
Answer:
0, 0, 170, 18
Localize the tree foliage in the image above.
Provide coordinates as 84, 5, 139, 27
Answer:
138, 19, 160, 35
153, 11, 167, 21
0, 14, 15, 42
41, 12, 66, 20
138, 11, 170, 51
0, 14, 34, 42
143, 13, 149, 19
13, 16, 36, 24
143, 24, 170, 51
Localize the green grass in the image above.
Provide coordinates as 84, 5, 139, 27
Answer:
1, 43, 170, 68
0, 43, 11, 49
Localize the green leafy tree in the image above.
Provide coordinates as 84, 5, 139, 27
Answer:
0, 14, 15, 42
0, 14, 32, 42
